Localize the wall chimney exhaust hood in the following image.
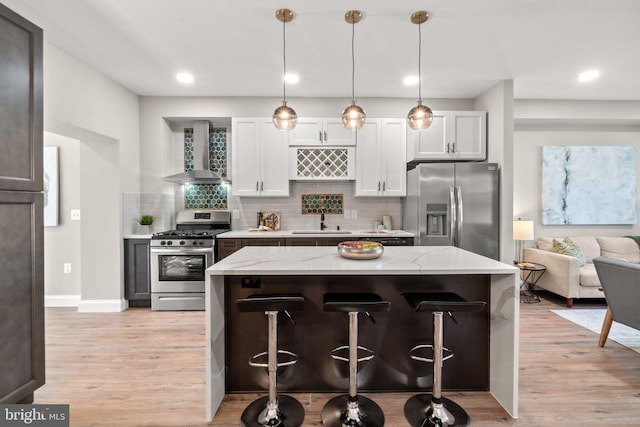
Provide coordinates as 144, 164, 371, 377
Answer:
162, 120, 231, 185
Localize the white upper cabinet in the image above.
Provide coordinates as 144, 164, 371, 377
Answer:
289, 118, 356, 146
406, 111, 486, 162
356, 118, 407, 197
231, 118, 290, 197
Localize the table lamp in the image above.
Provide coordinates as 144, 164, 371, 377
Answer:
513, 218, 534, 263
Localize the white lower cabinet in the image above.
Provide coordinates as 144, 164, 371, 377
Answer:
406, 110, 486, 162
356, 118, 407, 197
231, 118, 290, 197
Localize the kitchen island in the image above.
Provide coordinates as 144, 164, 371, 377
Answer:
205, 245, 519, 420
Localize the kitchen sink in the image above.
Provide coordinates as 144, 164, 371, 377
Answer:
291, 230, 352, 234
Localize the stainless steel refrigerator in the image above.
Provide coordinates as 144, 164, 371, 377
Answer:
403, 163, 500, 259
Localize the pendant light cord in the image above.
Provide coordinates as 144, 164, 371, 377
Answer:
351, 19, 356, 103
418, 21, 422, 103
282, 18, 287, 102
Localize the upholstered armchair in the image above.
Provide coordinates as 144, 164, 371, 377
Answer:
593, 256, 640, 347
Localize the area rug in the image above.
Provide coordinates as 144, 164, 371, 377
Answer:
551, 309, 640, 353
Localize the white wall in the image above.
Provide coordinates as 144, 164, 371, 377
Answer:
474, 81, 515, 262
514, 100, 640, 243
43, 42, 141, 311
44, 132, 81, 305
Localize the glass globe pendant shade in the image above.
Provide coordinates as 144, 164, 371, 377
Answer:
407, 101, 433, 130
341, 102, 366, 131
273, 101, 298, 130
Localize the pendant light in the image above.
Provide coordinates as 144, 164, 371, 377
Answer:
273, 8, 297, 130
407, 11, 433, 130
341, 10, 366, 131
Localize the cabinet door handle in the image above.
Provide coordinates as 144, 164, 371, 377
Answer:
256, 181, 259, 191
260, 181, 264, 192
452, 142, 456, 153
446, 143, 450, 153
323, 130, 327, 143
377, 181, 381, 191
319, 131, 322, 142
383, 181, 386, 192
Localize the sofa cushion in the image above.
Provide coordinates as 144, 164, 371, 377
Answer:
553, 237, 586, 266
596, 236, 640, 263
579, 263, 601, 287
536, 236, 554, 252
568, 236, 601, 263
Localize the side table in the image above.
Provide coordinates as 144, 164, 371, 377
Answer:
514, 261, 546, 304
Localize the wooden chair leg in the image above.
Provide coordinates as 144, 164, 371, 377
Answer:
566, 298, 573, 308
598, 307, 613, 348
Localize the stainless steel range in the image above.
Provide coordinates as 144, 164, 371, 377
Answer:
150, 210, 231, 311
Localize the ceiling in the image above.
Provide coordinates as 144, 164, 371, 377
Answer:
4, 0, 640, 101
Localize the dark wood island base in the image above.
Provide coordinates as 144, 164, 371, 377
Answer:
225, 274, 490, 393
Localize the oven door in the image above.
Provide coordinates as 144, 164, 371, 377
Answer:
150, 246, 213, 293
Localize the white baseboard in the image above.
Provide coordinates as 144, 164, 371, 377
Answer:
45, 294, 81, 307
77, 299, 128, 312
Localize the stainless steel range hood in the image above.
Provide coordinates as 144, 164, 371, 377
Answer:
162, 120, 231, 185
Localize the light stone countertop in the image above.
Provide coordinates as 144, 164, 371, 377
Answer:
215, 230, 414, 238
207, 245, 516, 276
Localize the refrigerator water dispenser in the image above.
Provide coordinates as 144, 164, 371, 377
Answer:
426, 203, 447, 236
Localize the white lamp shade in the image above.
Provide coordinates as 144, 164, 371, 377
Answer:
513, 220, 534, 241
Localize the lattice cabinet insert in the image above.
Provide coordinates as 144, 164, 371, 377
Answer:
291, 147, 355, 180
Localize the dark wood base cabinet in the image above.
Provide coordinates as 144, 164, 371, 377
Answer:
124, 239, 151, 307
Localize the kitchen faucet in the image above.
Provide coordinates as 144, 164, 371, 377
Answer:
320, 210, 327, 231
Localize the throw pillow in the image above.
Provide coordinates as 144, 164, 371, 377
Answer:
552, 237, 586, 266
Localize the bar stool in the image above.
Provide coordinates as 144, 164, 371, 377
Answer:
235, 294, 305, 427
321, 292, 391, 427
403, 292, 486, 427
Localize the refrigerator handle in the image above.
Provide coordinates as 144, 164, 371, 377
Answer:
456, 186, 463, 246
449, 186, 456, 246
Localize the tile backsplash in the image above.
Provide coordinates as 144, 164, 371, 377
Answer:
227, 182, 403, 232
182, 125, 228, 209
301, 193, 343, 215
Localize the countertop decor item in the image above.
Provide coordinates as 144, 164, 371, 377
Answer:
257, 212, 281, 231
337, 240, 383, 260
137, 214, 154, 234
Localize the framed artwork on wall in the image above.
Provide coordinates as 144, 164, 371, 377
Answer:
44, 146, 59, 226
541, 145, 637, 225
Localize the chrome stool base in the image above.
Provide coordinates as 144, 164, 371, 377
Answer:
404, 394, 470, 427
241, 395, 305, 427
321, 395, 385, 427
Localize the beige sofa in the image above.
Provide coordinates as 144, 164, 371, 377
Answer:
523, 236, 640, 308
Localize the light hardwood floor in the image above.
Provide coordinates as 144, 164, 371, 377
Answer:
35, 292, 640, 426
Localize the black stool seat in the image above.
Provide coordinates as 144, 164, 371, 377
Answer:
323, 292, 391, 313
236, 294, 305, 312
404, 292, 486, 313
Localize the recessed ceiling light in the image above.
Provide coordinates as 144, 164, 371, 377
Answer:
284, 73, 299, 84
176, 72, 194, 84
403, 75, 419, 86
578, 69, 600, 82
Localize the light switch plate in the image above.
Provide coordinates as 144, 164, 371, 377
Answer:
351, 210, 358, 219
343, 210, 351, 219
71, 209, 81, 220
